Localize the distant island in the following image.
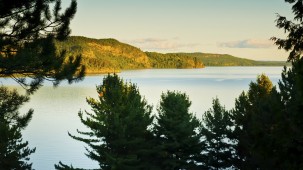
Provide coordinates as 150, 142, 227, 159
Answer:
55, 36, 288, 74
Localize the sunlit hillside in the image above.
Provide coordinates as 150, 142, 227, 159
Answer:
55, 36, 204, 73
55, 36, 151, 73
55, 36, 286, 74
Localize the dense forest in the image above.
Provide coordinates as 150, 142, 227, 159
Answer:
55, 36, 286, 74
146, 52, 203, 68
55, 36, 204, 73
55, 36, 152, 73
184, 53, 288, 66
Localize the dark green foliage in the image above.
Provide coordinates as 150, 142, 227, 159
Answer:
0, 1, 84, 168
53, 36, 286, 73
231, 75, 283, 169
269, 0, 303, 168
271, 0, 303, 62
274, 59, 303, 169
146, 52, 204, 69
184, 53, 287, 66
55, 37, 204, 73
186, 53, 256, 66
200, 98, 235, 170
55, 36, 151, 73
55, 161, 85, 170
228, 63, 303, 170
0, 86, 35, 169
0, 0, 85, 94
55, 74, 154, 170
152, 91, 202, 170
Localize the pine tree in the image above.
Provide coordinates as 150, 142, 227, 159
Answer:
271, 0, 303, 62
274, 59, 303, 169
231, 74, 283, 169
270, 0, 303, 168
0, 0, 85, 94
0, 86, 35, 169
0, 1, 85, 168
55, 74, 154, 170
152, 91, 202, 170
200, 98, 235, 170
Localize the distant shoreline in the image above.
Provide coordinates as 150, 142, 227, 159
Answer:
84, 65, 288, 75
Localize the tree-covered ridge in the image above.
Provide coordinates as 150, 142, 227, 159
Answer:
55, 36, 206, 73
146, 52, 204, 68
55, 36, 151, 73
184, 53, 288, 66
55, 36, 286, 74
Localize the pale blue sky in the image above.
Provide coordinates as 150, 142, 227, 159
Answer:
66, 0, 293, 61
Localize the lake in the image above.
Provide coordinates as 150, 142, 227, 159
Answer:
1, 67, 284, 169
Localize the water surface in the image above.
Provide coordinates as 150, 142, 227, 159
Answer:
1, 67, 284, 169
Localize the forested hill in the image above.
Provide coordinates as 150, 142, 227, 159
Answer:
146, 52, 204, 68
55, 36, 286, 73
183, 53, 288, 66
55, 36, 204, 73
55, 36, 151, 73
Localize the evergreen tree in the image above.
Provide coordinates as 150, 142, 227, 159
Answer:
152, 91, 202, 170
273, 59, 303, 169
231, 74, 283, 169
270, 0, 303, 168
0, 86, 35, 169
0, 0, 84, 169
55, 162, 83, 170
55, 74, 154, 170
0, 0, 85, 94
200, 98, 235, 170
271, 0, 303, 62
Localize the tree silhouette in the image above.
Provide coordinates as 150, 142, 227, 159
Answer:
0, 0, 85, 94
231, 75, 283, 169
0, 0, 84, 168
0, 86, 35, 169
55, 74, 154, 170
271, 0, 303, 62
274, 60, 303, 169
271, 1, 303, 168
200, 98, 235, 170
152, 91, 202, 170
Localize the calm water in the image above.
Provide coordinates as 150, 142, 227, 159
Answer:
1, 67, 284, 169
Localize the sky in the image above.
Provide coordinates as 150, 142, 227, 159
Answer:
64, 0, 294, 61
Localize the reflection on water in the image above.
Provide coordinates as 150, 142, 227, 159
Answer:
0, 67, 283, 169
